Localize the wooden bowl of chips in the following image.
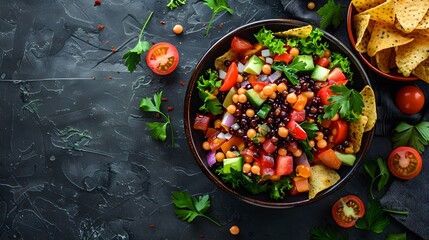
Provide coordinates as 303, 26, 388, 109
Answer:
346, 1, 428, 82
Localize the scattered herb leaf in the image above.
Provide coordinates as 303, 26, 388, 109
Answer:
300, 121, 319, 139
287, 28, 328, 57
122, 12, 153, 72
271, 58, 307, 85
317, 0, 343, 29
254, 27, 286, 55
355, 198, 390, 234
386, 233, 407, 240
392, 121, 429, 153
203, 0, 233, 36
172, 191, 221, 227
323, 84, 363, 121
329, 52, 353, 82
310, 226, 348, 240
167, 0, 186, 10
300, 141, 314, 161
139, 91, 174, 145
197, 69, 223, 115
364, 158, 390, 198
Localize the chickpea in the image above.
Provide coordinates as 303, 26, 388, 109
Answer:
314, 131, 324, 141
251, 165, 261, 175
246, 109, 255, 118
244, 155, 253, 163
302, 91, 314, 99
259, 91, 268, 99
277, 82, 287, 93
242, 163, 252, 173
229, 225, 240, 235
253, 84, 264, 92
278, 127, 289, 138
308, 139, 315, 148
286, 92, 298, 104
247, 128, 257, 138
173, 24, 184, 34
324, 49, 331, 58
290, 47, 299, 56
293, 149, 303, 157
237, 74, 243, 83
278, 147, 287, 156
269, 83, 278, 92
226, 150, 236, 158
202, 141, 210, 151
226, 104, 236, 115
237, 87, 246, 95
232, 94, 239, 103
317, 139, 328, 148
238, 94, 247, 103
214, 119, 222, 129
262, 64, 272, 75
262, 85, 274, 96
307, 1, 315, 10
331, 113, 340, 121
215, 152, 225, 162
269, 92, 277, 99
258, 136, 266, 143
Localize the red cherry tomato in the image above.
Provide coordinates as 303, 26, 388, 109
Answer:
231, 36, 253, 53
332, 195, 365, 228
330, 119, 348, 144
316, 57, 330, 68
219, 62, 238, 91
146, 42, 179, 75
318, 85, 334, 105
388, 146, 422, 180
395, 85, 425, 114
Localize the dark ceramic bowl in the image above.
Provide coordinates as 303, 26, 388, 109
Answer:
346, 2, 419, 81
184, 19, 374, 208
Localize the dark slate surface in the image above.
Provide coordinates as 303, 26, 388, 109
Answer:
0, 0, 427, 239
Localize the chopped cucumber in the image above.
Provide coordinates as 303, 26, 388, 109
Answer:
311, 65, 330, 81
222, 87, 237, 108
257, 104, 272, 119
246, 89, 266, 108
334, 151, 356, 166
294, 55, 314, 71
244, 55, 264, 75
223, 156, 243, 173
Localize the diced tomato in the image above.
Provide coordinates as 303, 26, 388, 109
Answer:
317, 85, 334, 105
261, 167, 275, 179
328, 67, 347, 84
219, 62, 238, 91
316, 57, 330, 68
262, 139, 277, 154
289, 182, 300, 196
275, 155, 293, 176
330, 119, 348, 144
293, 176, 310, 192
260, 153, 275, 168
231, 36, 253, 54
290, 110, 306, 122
318, 149, 342, 169
286, 120, 307, 140
292, 94, 307, 111
193, 114, 211, 131
251, 81, 268, 88
240, 148, 254, 159
205, 127, 217, 138
273, 53, 293, 64
208, 131, 226, 151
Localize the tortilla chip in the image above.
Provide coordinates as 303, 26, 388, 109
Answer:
396, 34, 429, 77
353, 14, 372, 53
388, 50, 397, 69
412, 58, 429, 83
352, 0, 385, 13
360, 0, 395, 25
308, 164, 340, 199
349, 115, 368, 153
375, 48, 392, 73
274, 25, 313, 38
367, 21, 414, 57
360, 86, 377, 132
395, 0, 429, 33
416, 10, 429, 30
214, 49, 238, 72
415, 28, 429, 37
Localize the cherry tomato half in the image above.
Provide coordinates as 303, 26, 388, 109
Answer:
231, 36, 253, 54
318, 85, 334, 105
330, 119, 348, 144
388, 146, 422, 180
146, 42, 179, 75
395, 85, 425, 114
316, 57, 330, 68
332, 195, 365, 228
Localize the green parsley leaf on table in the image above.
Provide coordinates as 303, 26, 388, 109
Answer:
355, 198, 390, 234
364, 158, 390, 198
271, 57, 307, 85
310, 226, 348, 240
317, 0, 343, 29
122, 12, 153, 72
254, 28, 286, 55
197, 69, 223, 115
323, 84, 364, 122
172, 191, 221, 227
203, 0, 233, 36
139, 91, 174, 145
286, 28, 328, 57
386, 233, 407, 240
167, 0, 186, 10
329, 52, 353, 82
392, 121, 429, 154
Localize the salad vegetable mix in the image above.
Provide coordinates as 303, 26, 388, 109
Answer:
192, 26, 376, 200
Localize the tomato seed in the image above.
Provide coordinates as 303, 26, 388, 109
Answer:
94, 0, 101, 6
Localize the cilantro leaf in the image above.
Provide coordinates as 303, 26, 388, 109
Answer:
300, 121, 319, 139
329, 52, 353, 82
386, 233, 407, 240
123, 12, 153, 72
197, 69, 223, 115
355, 198, 390, 233
203, 0, 233, 36
392, 121, 429, 153
317, 0, 343, 29
254, 27, 286, 55
172, 191, 221, 227
271, 58, 307, 85
287, 28, 328, 57
310, 226, 348, 240
167, 0, 186, 10
139, 91, 174, 145
323, 84, 363, 121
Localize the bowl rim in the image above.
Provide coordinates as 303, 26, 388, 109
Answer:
184, 18, 375, 208
346, 2, 420, 82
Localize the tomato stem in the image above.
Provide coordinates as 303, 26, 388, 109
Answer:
139, 11, 154, 41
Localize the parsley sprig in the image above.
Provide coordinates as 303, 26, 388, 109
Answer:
317, 0, 343, 29
392, 121, 429, 153
139, 91, 174, 145
254, 28, 286, 55
287, 28, 328, 57
197, 69, 223, 115
172, 191, 221, 227
271, 58, 307, 85
203, 0, 233, 36
167, 0, 186, 10
323, 84, 364, 122
122, 12, 153, 72
310, 226, 348, 240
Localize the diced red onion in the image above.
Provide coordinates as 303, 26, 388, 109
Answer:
259, 74, 268, 82
221, 112, 235, 127
218, 69, 227, 79
240, 80, 249, 88
294, 153, 310, 167
231, 123, 240, 130
265, 57, 273, 64
206, 151, 216, 167
261, 49, 271, 57
268, 71, 281, 82
237, 62, 245, 73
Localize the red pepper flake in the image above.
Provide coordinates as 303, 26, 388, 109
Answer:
148, 224, 156, 228
108, 76, 113, 80
98, 25, 105, 30
219, 23, 223, 29
180, 81, 185, 86
160, 21, 166, 25
162, 97, 168, 101
94, 0, 101, 6
111, 47, 116, 53
155, 113, 161, 118
167, 106, 173, 111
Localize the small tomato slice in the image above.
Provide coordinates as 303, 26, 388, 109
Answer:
316, 57, 330, 68
273, 53, 293, 64
275, 155, 293, 176
290, 110, 306, 122
330, 119, 348, 144
231, 36, 253, 54
286, 120, 307, 140
193, 114, 211, 131
146, 42, 179, 75
388, 146, 422, 180
219, 62, 238, 91
328, 67, 347, 83
332, 195, 365, 228
317, 85, 334, 105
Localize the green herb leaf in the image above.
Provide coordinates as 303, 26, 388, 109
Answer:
167, 0, 187, 10
254, 27, 286, 55
146, 122, 168, 141
364, 158, 390, 199
203, 0, 233, 36
270, 176, 292, 200
172, 191, 221, 227
323, 84, 364, 121
197, 69, 223, 115
310, 226, 348, 240
392, 121, 429, 153
300, 121, 319, 139
300, 141, 314, 161
317, 0, 343, 29
376, 158, 390, 191
287, 28, 328, 57
386, 233, 407, 240
355, 198, 390, 233
271, 58, 307, 85
123, 12, 153, 72
329, 52, 353, 82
